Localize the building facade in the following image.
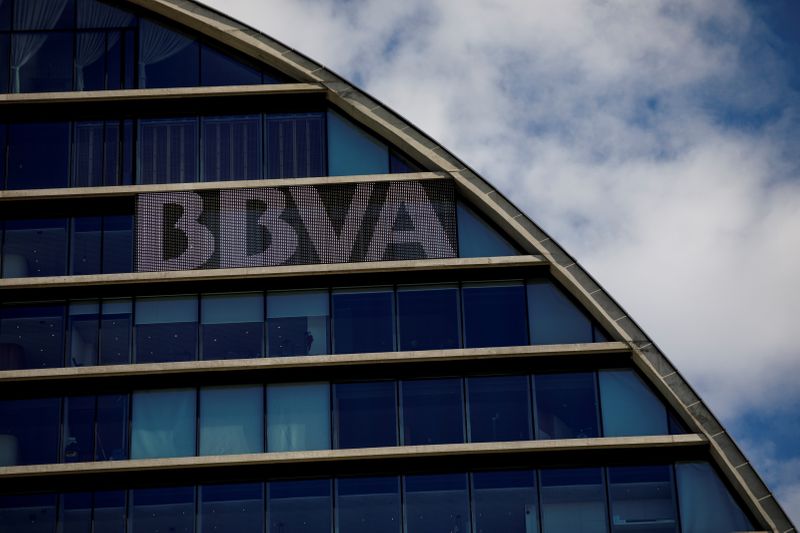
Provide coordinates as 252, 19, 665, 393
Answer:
0, 0, 794, 531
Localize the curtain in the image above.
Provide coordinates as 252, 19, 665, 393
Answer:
10, 0, 69, 92
199, 386, 263, 455
267, 383, 330, 452
75, 0, 133, 90
131, 389, 196, 459
138, 19, 193, 87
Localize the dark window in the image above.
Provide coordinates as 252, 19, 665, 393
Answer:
599, 369, 669, 437
327, 111, 388, 176
60, 492, 92, 533
130, 486, 195, 533
200, 483, 264, 533
0, 1, 9, 31
332, 288, 394, 354
334, 381, 397, 449
265, 113, 326, 179
199, 385, 264, 455
534, 373, 599, 439
14, 0, 75, 30
528, 280, 594, 344
102, 215, 133, 273
12, 32, 73, 93
2, 218, 68, 277
73, 121, 123, 187
462, 282, 528, 348
336, 477, 401, 533
95, 394, 128, 461
267, 290, 329, 357
0, 494, 58, 533
138, 20, 199, 88
0, 303, 65, 369
93, 491, 126, 533
134, 295, 198, 363
7, 122, 70, 190
202, 115, 262, 181
540, 468, 608, 533
404, 474, 470, 533
268, 479, 332, 533
200, 46, 262, 87
0, 36, 9, 93
472, 470, 539, 533
389, 152, 419, 173
467, 375, 532, 442
138, 117, 199, 184
0, 397, 61, 466
68, 301, 99, 367
71, 216, 102, 275
0, 124, 6, 187
397, 285, 460, 351
63, 396, 95, 463
457, 202, 519, 258
401, 378, 464, 445
608, 466, 678, 533
99, 299, 131, 365
201, 293, 264, 360
77, 0, 136, 29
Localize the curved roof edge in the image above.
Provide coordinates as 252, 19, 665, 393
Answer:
127, 0, 794, 529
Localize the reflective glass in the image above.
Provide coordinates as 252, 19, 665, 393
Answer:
467, 375, 532, 442
130, 486, 195, 533
267, 382, 330, 452
676, 462, 754, 533
401, 378, 464, 445
265, 113, 326, 179
76, 32, 109, 92
6, 122, 70, 190
0, 494, 57, 533
534, 373, 599, 439
608, 466, 677, 533
457, 202, 519, 258
0, 397, 60, 466
472, 470, 538, 533
63, 396, 95, 463
332, 288, 394, 354
102, 215, 133, 273
13, 0, 74, 30
599, 370, 668, 437
99, 299, 131, 365
327, 111, 388, 176
131, 389, 196, 459
404, 473, 470, 533
95, 394, 128, 461
336, 477, 401, 533
202, 115, 262, 181
0, 36, 9, 93
138, 19, 198, 88
201, 293, 264, 359
60, 492, 91, 533
268, 479, 332, 533
135, 295, 198, 363
267, 290, 329, 357
13, 32, 73, 93
200, 385, 264, 455
94, 491, 126, 533
77, 0, 135, 29
68, 301, 99, 367
527, 280, 593, 345
397, 286, 460, 351
0, 303, 65, 369
200, 483, 263, 533
389, 152, 418, 173
0, 124, 6, 187
462, 283, 528, 348
0, 1, 9, 31
200, 46, 262, 87
138, 117, 199, 184
73, 121, 120, 187
334, 381, 397, 449
1, 218, 68, 277
540, 468, 608, 533
71, 216, 102, 275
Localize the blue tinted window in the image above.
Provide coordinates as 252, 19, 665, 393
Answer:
93, 491, 126, 533
472, 470, 538, 533
135, 295, 198, 363
0, 303, 65, 369
131, 389, 196, 459
327, 111, 388, 176
397, 286, 460, 351
332, 289, 394, 354
63, 396, 95, 463
14, 0, 75, 30
102, 215, 133, 273
404, 474, 470, 533
0, 1, 9, 30
95, 394, 128, 461
138, 20, 198, 88
201, 46, 262, 87
200, 483, 264, 533
599, 370, 668, 437
7, 122, 70, 189
334, 381, 397, 449
68, 301, 99, 367
608, 466, 677, 533
201, 293, 264, 360
467, 375, 532, 442
337, 477, 400, 533
676, 462, 754, 533
0, 36, 9, 93
267, 290, 329, 357
13, 32, 73, 93
138, 117, 199, 183
73, 121, 122, 187
0, 494, 57, 533
462, 283, 528, 348
0, 124, 6, 187
130, 486, 195, 533
540, 468, 608, 533
267, 383, 330, 452
401, 378, 464, 445
77, 0, 135, 29
60, 492, 92, 533
389, 152, 418, 173
265, 113, 326, 179
2, 218, 68, 277
535, 373, 599, 439
99, 299, 131, 365
71, 217, 102, 275
268, 479, 332, 533
0, 397, 61, 466
528, 280, 593, 344
202, 115, 262, 181
457, 202, 519, 258
200, 385, 264, 455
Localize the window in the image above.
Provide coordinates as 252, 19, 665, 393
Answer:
93, 491, 126, 533
527, 280, 594, 344
68, 301, 99, 367
70, 217, 102, 275
334, 381, 397, 449
332, 288, 394, 354
138, 20, 198, 88
336, 477, 401, 533
462, 282, 528, 348
457, 202, 519, 258
0, 303, 65, 369
599, 370, 669, 437
404, 474, 470, 533
13, 31, 73, 93
138, 117, 199, 184
201, 293, 264, 360
467, 375, 532, 442
267, 290, 329, 357
200, 483, 263, 533
6, 122, 70, 189
0, 494, 58, 533
73, 121, 130, 187
0, 397, 61, 466
397, 285, 460, 351
472, 470, 539, 533
131, 389, 196, 459
1, 218, 68, 277
134, 295, 198, 363
327, 111, 388, 176
130, 486, 195, 533
199, 385, 264, 455
202, 115, 262, 181
60, 492, 91, 533
99, 299, 132, 365
200, 46, 262, 87
534, 373, 599, 439
540, 468, 608, 533
102, 215, 133, 273
401, 378, 464, 445
266, 383, 330, 452
608, 466, 678, 533
268, 479, 332, 533
95, 394, 128, 461
265, 113, 326, 179
676, 462, 754, 533
63, 396, 95, 463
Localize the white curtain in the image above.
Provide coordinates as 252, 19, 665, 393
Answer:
199, 386, 263, 455
10, 0, 69, 92
138, 19, 193, 87
267, 383, 330, 452
75, 0, 133, 90
131, 389, 196, 459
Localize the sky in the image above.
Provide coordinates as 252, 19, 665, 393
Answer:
202, 0, 800, 521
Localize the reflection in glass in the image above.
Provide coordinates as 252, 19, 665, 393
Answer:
401, 378, 464, 445
404, 474, 469, 533
332, 289, 394, 354
267, 383, 330, 452
599, 370, 668, 437
0, 303, 65, 369
202, 115, 262, 181
200, 385, 263, 455
527, 280, 593, 345
468, 376, 532, 442
462, 283, 528, 348
201, 293, 264, 359
131, 389, 196, 459
2, 218, 68, 277
473, 470, 538, 533
327, 110, 388, 176
540, 468, 608, 533
676, 462, 754, 533
268, 290, 329, 357
268, 479, 331, 533
70, 217, 102, 275
95, 394, 128, 461
63, 396, 95, 463
0, 493, 58, 533
135, 295, 198, 363
6, 122, 70, 190
397, 286, 460, 351
130, 486, 195, 533
99, 299, 131, 365
337, 477, 401, 533
457, 202, 519, 258
200, 483, 263, 533
68, 301, 99, 367
608, 466, 677, 533
0, 398, 61, 466
334, 381, 397, 449
535, 373, 599, 439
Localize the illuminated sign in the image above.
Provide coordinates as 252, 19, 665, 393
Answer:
136, 179, 456, 272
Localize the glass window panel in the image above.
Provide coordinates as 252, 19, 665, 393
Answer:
6, 122, 70, 190
102, 215, 133, 273
200, 483, 264, 533
675, 462, 754, 533
71, 216, 102, 275
0, 303, 65, 369
121, 119, 134, 184
0, 124, 6, 188
12, 32, 73, 93
334, 381, 397, 449
131, 389, 196, 459
77, 0, 135, 28
457, 202, 519, 258
68, 300, 99, 367
201, 293, 264, 359
0, 36, 9, 93
2, 218, 68, 277
467, 375, 532, 443
265, 113, 325, 179
99, 298, 131, 365
60, 492, 92, 533
389, 152, 419, 174
608, 466, 677, 533
200, 385, 263, 455
0, 494, 57, 533
130, 486, 195, 533
268, 479, 331, 533
13, 0, 74, 30
332, 288, 394, 354
138, 19, 198, 88
404, 473, 470, 533
472, 470, 539, 533
401, 378, 464, 445
73, 122, 105, 187
0, 0, 9, 31
599, 370, 668, 437
534, 373, 599, 439
138, 117, 198, 184
267, 290, 329, 357
0, 397, 60, 466
105, 30, 122, 90
336, 476, 401, 533
397, 286, 460, 351
200, 46, 262, 87
540, 468, 608, 533
462, 283, 528, 348
63, 396, 95, 463
95, 394, 128, 461
135, 295, 198, 363
267, 382, 330, 452
75, 31, 107, 91
327, 111, 388, 176
527, 280, 593, 345
93, 491, 126, 533
202, 115, 262, 181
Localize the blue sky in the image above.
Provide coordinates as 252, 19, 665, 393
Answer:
205, 0, 800, 521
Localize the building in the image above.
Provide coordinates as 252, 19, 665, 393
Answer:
0, 0, 794, 531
